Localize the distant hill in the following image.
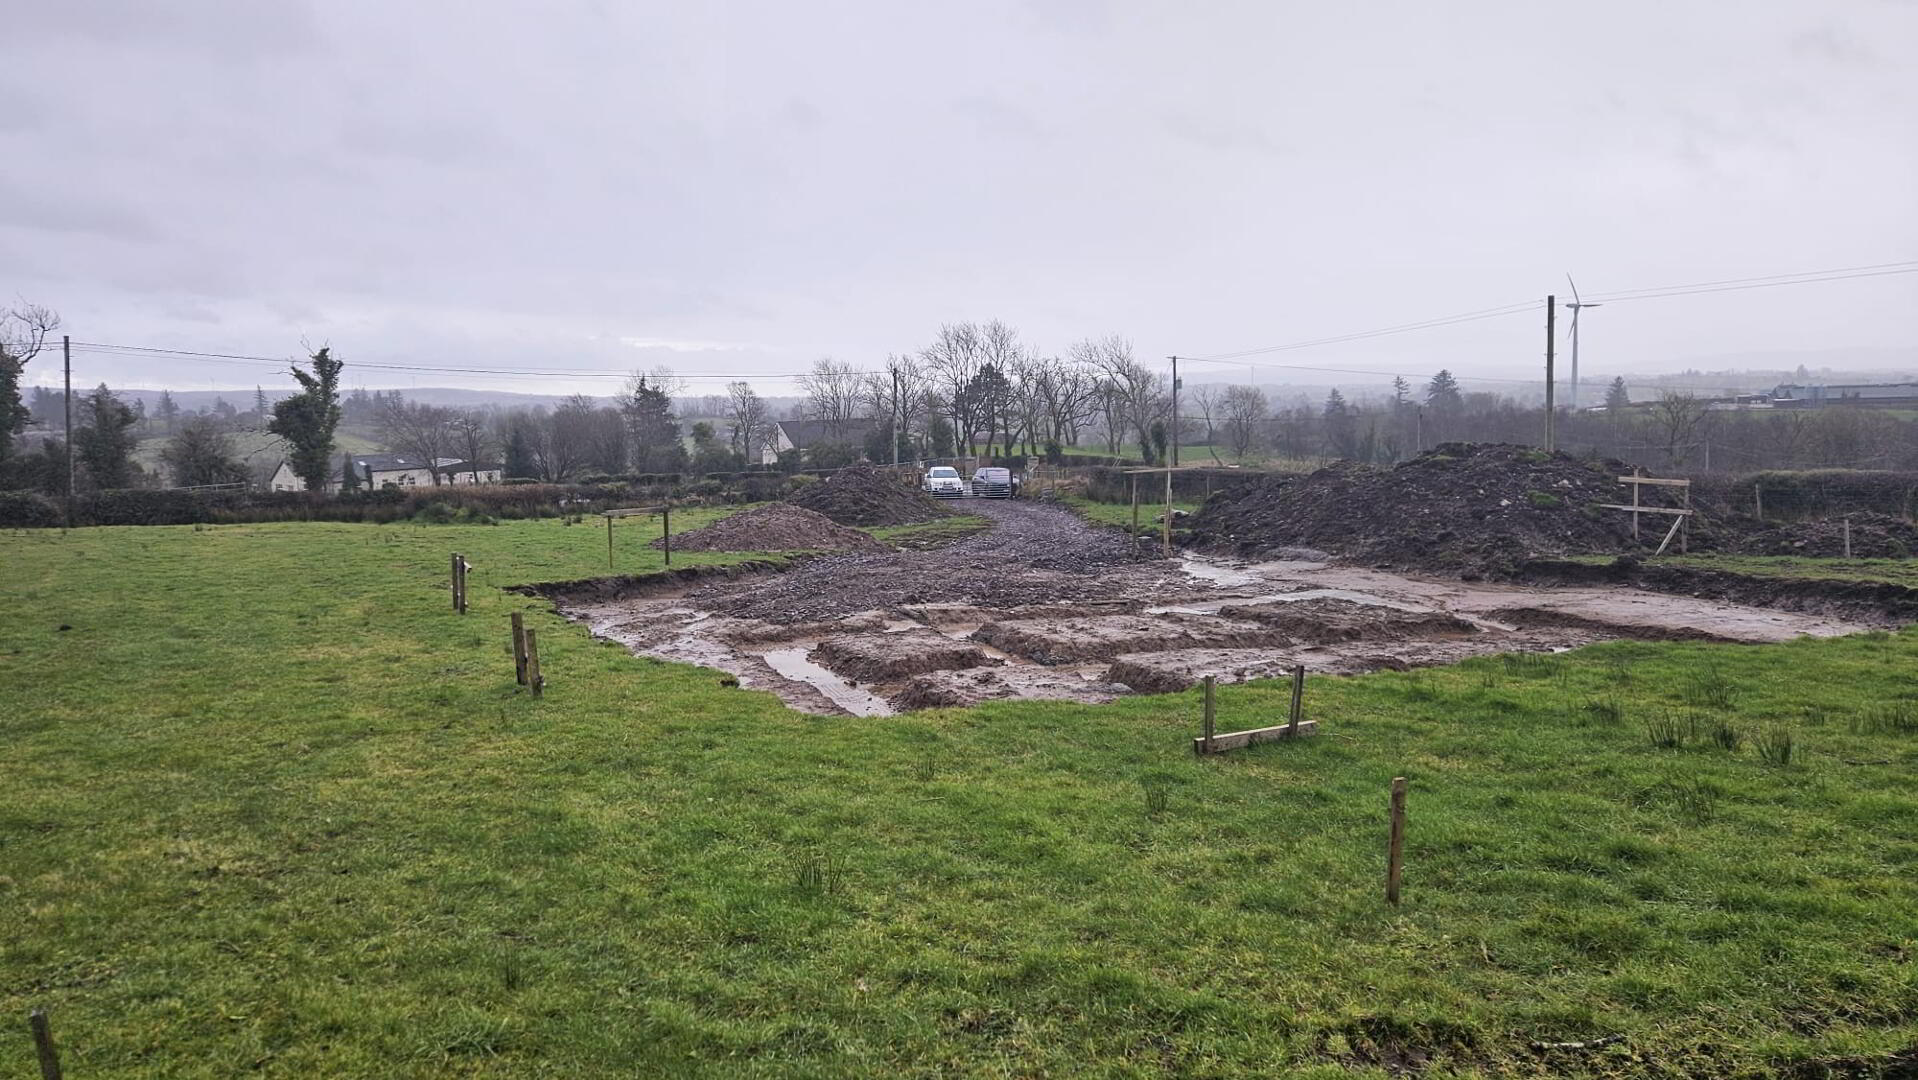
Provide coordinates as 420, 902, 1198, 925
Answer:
114, 387, 610, 412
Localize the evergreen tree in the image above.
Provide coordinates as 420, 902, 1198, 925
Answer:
157, 390, 180, 433
503, 424, 535, 479
267, 347, 345, 491
1604, 377, 1632, 414
75, 384, 138, 489
0, 346, 25, 467
160, 417, 247, 487
254, 386, 270, 422
1322, 389, 1358, 459
1425, 369, 1465, 413
619, 375, 683, 473
340, 451, 361, 492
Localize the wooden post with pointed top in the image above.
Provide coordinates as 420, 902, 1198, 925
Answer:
510, 612, 528, 685
1386, 776, 1408, 906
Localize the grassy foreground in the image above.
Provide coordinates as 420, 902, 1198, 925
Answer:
3, 521, 1917, 1077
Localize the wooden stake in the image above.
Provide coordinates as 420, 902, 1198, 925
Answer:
451, 554, 468, 614
524, 628, 544, 697
510, 612, 528, 685
1200, 675, 1216, 754
663, 504, 672, 566
607, 513, 614, 570
1844, 516, 1852, 558
1162, 468, 1173, 558
30, 1008, 62, 1080
1681, 482, 1691, 554
1288, 664, 1304, 734
1129, 475, 1139, 547
1630, 468, 1641, 541
1386, 776, 1407, 906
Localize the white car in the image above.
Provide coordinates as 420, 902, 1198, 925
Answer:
922, 466, 967, 498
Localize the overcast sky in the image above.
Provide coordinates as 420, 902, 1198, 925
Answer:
5, 1, 1915, 398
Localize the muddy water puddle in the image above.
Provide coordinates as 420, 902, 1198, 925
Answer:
554, 546, 1872, 716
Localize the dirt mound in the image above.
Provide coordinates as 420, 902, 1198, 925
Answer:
661, 503, 888, 553
813, 629, 999, 682
1217, 597, 1480, 642
788, 463, 954, 527
1729, 512, 1918, 559
1185, 443, 1637, 576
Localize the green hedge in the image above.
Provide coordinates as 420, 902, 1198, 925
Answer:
0, 491, 62, 528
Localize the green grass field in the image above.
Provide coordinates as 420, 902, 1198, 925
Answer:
1062, 495, 1201, 530
4, 520, 1917, 1077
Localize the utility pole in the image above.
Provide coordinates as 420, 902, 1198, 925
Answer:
1167, 355, 1180, 467
1543, 296, 1557, 452
891, 366, 902, 466
63, 334, 74, 528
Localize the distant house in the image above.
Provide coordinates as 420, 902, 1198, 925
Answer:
435, 460, 505, 485
269, 453, 439, 493
760, 418, 880, 465
1770, 382, 1918, 408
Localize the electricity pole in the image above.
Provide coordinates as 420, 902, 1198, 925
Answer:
1543, 296, 1557, 452
891, 366, 902, 466
1167, 355, 1180, 467
63, 334, 74, 528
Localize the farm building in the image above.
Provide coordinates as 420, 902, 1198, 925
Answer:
1770, 382, 1918, 408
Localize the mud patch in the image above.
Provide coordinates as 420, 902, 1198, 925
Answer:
1108, 649, 1309, 694
1218, 597, 1480, 642
891, 667, 1128, 710
664, 503, 888, 553
973, 613, 1286, 665
813, 629, 1000, 682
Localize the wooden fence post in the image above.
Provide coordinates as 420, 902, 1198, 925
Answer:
1162, 468, 1173, 558
30, 1008, 62, 1080
524, 629, 544, 697
1844, 516, 1852, 558
451, 554, 468, 614
1130, 476, 1140, 548
1200, 675, 1216, 754
1288, 664, 1305, 735
663, 504, 672, 566
510, 612, 528, 685
1386, 776, 1407, 906
606, 513, 614, 570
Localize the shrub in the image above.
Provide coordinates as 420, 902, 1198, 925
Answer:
0, 491, 62, 528
1526, 490, 1563, 508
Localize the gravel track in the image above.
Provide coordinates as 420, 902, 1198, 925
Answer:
690, 499, 1163, 623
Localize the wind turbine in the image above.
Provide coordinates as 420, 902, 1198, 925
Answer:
1565, 274, 1602, 410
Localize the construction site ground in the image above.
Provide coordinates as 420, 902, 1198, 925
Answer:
551, 498, 1872, 716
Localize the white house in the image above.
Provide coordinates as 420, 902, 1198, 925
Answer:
759, 418, 880, 465
271, 453, 442, 493
435, 460, 505, 485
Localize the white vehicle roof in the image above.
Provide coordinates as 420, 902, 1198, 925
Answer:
927, 467, 960, 477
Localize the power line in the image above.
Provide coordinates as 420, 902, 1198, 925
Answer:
63, 340, 868, 382
1584, 260, 1918, 303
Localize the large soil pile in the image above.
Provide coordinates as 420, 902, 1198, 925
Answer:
1729, 512, 1918, 559
1185, 443, 1638, 575
787, 463, 953, 527
660, 504, 888, 554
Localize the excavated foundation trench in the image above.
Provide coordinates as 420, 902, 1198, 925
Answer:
541, 500, 1878, 716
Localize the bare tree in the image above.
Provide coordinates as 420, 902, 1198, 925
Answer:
921, 322, 985, 457
860, 354, 928, 462
1189, 385, 1227, 464
797, 357, 865, 437
724, 381, 770, 462
1649, 391, 1710, 467
0, 301, 60, 364
531, 397, 598, 481
447, 410, 497, 483
1221, 384, 1268, 460
376, 399, 457, 483
1072, 335, 1163, 462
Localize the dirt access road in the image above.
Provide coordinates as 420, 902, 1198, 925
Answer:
554, 499, 1870, 716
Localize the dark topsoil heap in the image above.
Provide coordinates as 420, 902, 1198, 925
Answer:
659, 503, 888, 553
1727, 512, 1918, 559
1185, 443, 1637, 575
787, 463, 954, 527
